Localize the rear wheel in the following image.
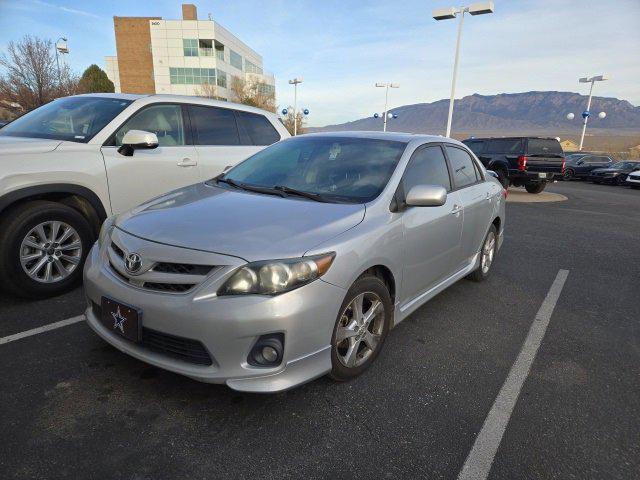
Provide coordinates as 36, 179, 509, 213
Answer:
329, 275, 393, 382
563, 168, 575, 180
0, 201, 94, 298
468, 225, 498, 282
525, 182, 546, 194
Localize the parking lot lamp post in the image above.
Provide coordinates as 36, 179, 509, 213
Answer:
577, 75, 609, 151
375, 82, 399, 132
54, 37, 68, 84
288, 77, 303, 136
432, 2, 494, 138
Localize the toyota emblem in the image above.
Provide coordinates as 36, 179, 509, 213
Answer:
124, 253, 142, 274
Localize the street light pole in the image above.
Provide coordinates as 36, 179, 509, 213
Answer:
577, 74, 608, 151
433, 2, 494, 137
288, 77, 303, 136
375, 82, 399, 132
54, 37, 68, 84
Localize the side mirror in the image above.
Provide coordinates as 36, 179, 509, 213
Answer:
118, 130, 159, 156
223, 165, 233, 172
405, 185, 447, 207
486, 170, 499, 179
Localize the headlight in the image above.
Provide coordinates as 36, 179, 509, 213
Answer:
218, 253, 335, 296
98, 215, 116, 248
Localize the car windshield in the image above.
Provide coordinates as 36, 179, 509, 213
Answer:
220, 136, 407, 203
610, 162, 633, 170
0, 96, 132, 143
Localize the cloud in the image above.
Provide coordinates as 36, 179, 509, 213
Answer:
30, 0, 100, 19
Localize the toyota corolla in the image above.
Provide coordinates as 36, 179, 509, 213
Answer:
83, 132, 505, 392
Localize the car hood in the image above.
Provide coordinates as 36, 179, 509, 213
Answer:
116, 183, 366, 261
0, 136, 63, 154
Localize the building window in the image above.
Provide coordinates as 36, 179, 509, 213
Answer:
245, 60, 263, 75
198, 39, 214, 56
216, 69, 227, 88
230, 50, 243, 70
183, 39, 198, 56
215, 41, 225, 61
258, 83, 275, 97
170, 67, 216, 85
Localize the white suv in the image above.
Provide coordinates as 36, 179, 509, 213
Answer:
0, 93, 289, 297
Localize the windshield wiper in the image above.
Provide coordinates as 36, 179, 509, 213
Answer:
273, 185, 331, 202
215, 176, 242, 189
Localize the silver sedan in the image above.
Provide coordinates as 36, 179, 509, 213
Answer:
83, 132, 506, 392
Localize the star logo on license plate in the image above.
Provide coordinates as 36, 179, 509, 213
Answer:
111, 306, 126, 333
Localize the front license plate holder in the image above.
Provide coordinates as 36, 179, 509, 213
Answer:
100, 297, 142, 342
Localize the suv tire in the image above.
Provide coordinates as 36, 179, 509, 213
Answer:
329, 275, 393, 382
0, 201, 94, 298
525, 182, 546, 194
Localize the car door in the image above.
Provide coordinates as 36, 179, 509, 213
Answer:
188, 105, 280, 180
100, 103, 200, 213
445, 145, 494, 267
400, 144, 463, 303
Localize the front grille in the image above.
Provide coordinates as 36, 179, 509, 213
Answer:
153, 262, 212, 276
143, 282, 195, 293
111, 242, 125, 259
91, 301, 212, 366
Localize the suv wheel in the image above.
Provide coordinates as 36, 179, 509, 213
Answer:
563, 168, 575, 180
0, 201, 94, 298
329, 275, 393, 381
525, 182, 546, 194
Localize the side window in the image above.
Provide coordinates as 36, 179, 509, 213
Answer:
237, 111, 281, 145
189, 105, 240, 145
486, 138, 523, 154
465, 141, 485, 155
403, 145, 452, 193
115, 104, 185, 147
446, 146, 479, 189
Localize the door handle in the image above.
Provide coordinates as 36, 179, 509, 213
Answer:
451, 205, 462, 215
486, 192, 493, 201
177, 157, 198, 167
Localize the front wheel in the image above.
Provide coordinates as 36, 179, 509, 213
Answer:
525, 182, 546, 194
0, 201, 94, 298
329, 275, 393, 382
563, 169, 575, 180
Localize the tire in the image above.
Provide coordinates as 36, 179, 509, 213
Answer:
468, 225, 498, 282
525, 182, 546, 194
329, 275, 393, 382
563, 169, 575, 180
614, 176, 626, 186
0, 200, 94, 298
496, 169, 509, 189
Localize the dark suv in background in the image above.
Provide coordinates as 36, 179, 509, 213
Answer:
463, 137, 565, 193
563, 153, 614, 179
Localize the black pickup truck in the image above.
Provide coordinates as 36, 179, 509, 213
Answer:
462, 137, 565, 193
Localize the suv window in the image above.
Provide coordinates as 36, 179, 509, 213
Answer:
527, 138, 562, 155
464, 140, 485, 155
189, 105, 240, 145
446, 146, 479, 189
115, 104, 185, 147
403, 145, 451, 192
237, 111, 280, 145
485, 138, 523, 154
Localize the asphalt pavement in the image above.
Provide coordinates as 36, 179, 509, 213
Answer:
1, 180, 638, 480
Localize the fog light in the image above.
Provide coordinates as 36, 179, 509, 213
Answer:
248, 333, 284, 367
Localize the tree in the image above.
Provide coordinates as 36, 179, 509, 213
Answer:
78, 64, 114, 93
229, 76, 276, 113
280, 107, 306, 136
194, 81, 221, 99
0, 36, 78, 111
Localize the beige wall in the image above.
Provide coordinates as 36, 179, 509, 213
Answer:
114, 16, 161, 94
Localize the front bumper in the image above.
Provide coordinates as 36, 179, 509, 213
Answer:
83, 238, 347, 393
625, 176, 640, 185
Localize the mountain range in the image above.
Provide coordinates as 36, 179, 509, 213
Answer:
312, 91, 640, 136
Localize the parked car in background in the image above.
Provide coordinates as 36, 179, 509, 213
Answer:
84, 132, 505, 392
462, 136, 565, 193
0, 93, 289, 298
589, 161, 640, 185
563, 153, 614, 179
626, 169, 640, 189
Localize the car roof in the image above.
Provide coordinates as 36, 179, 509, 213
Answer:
72, 93, 146, 101
300, 131, 450, 144
463, 136, 559, 141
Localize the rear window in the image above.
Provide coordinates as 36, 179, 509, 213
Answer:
446, 146, 479, 189
485, 138, 523, 154
527, 138, 562, 155
237, 111, 280, 146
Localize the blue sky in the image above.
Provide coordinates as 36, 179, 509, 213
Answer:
1, 0, 639, 126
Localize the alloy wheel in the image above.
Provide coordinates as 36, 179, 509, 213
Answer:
481, 231, 496, 274
19, 221, 82, 283
335, 292, 385, 368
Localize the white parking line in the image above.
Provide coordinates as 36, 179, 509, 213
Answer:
457, 269, 570, 480
0, 315, 85, 345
